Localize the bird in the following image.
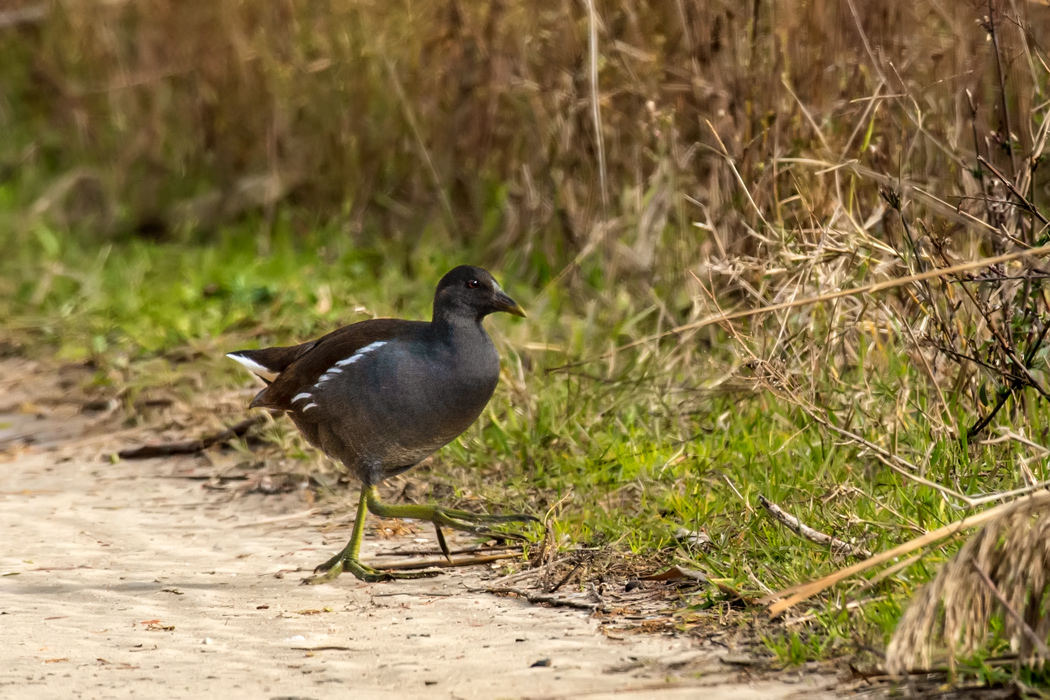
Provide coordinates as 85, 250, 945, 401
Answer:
226, 265, 537, 583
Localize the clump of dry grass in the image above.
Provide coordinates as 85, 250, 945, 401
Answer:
885, 494, 1050, 675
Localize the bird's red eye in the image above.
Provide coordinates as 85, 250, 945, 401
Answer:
466, 279, 480, 289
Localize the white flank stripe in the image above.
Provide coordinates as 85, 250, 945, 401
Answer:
359, 340, 387, 354
302, 403, 319, 411
226, 353, 275, 378
291, 392, 312, 403
336, 340, 388, 367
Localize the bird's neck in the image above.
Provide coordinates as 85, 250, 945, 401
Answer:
431, 308, 486, 336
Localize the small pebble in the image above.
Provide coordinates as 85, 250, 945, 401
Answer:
531, 658, 551, 668
624, 579, 641, 592
202, 638, 212, 645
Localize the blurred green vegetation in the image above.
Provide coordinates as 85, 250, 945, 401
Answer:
2, 0, 1050, 678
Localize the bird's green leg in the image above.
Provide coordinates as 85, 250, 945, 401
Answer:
302, 487, 440, 585
364, 485, 539, 559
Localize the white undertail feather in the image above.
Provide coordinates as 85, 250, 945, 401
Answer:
226, 353, 277, 381
291, 392, 312, 403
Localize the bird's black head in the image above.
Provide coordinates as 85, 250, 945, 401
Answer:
433, 265, 525, 323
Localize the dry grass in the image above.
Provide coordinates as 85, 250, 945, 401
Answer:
886, 493, 1050, 675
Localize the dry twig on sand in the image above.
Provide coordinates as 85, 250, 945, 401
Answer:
116, 415, 266, 459
373, 552, 524, 571
485, 585, 609, 613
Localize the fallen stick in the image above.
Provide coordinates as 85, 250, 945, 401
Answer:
373, 544, 524, 557
484, 585, 609, 613
374, 552, 523, 571
764, 489, 1050, 616
115, 415, 266, 459
759, 495, 872, 559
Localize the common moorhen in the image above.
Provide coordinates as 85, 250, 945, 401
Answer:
227, 265, 536, 583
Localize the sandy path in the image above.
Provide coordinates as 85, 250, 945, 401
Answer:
0, 396, 836, 699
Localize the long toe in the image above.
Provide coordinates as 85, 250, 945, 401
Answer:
435, 507, 539, 525
303, 557, 442, 584
311, 551, 347, 575
433, 524, 454, 563
429, 508, 538, 538
301, 559, 346, 585
345, 559, 442, 582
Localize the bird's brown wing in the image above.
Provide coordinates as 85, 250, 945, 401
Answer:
243, 318, 423, 411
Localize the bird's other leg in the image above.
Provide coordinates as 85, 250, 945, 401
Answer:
363, 484, 539, 560
302, 486, 440, 585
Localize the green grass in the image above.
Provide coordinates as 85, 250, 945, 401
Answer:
2, 208, 1048, 679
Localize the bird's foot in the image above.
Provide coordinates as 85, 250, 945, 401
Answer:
301, 555, 441, 585
412, 506, 539, 561
362, 488, 540, 563
426, 505, 539, 539
367, 498, 538, 535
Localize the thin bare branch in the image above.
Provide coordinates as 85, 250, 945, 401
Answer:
759, 495, 872, 559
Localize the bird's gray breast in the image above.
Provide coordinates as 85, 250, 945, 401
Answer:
312, 333, 500, 468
